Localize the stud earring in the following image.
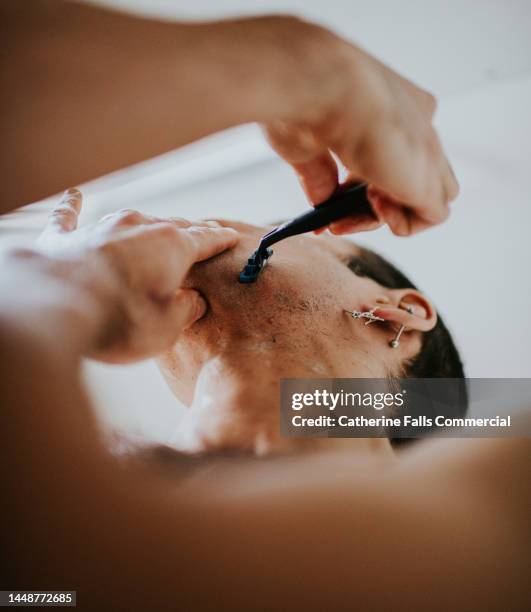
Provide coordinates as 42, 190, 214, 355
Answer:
388, 303, 414, 349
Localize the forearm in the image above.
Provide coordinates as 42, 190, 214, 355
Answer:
1, 1, 324, 210
0, 317, 130, 590
0, 247, 115, 358
0, 250, 111, 489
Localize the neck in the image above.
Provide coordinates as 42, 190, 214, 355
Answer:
171, 347, 393, 458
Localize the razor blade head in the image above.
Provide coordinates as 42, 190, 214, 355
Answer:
238, 248, 273, 283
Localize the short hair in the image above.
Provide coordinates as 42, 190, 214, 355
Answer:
349, 246, 468, 445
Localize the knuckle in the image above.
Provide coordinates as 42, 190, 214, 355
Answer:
174, 228, 198, 254
437, 203, 450, 222
424, 91, 437, 115
186, 225, 213, 244
449, 180, 459, 201
167, 217, 191, 227
113, 209, 142, 225
155, 222, 179, 240
423, 129, 440, 155
447, 174, 460, 201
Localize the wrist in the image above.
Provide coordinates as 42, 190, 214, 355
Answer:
0, 248, 118, 356
188, 16, 350, 126
254, 16, 353, 123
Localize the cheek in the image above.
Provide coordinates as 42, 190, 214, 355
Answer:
186, 244, 367, 344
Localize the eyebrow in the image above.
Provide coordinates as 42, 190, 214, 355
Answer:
346, 253, 370, 277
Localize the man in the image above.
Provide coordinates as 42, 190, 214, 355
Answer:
1, 193, 529, 610
3, 1, 527, 610
154, 216, 464, 453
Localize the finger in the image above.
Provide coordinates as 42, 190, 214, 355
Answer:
263, 122, 338, 205
167, 217, 193, 228
170, 288, 208, 331
177, 225, 240, 264
189, 219, 222, 228
368, 184, 443, 235
98, 209, 164, 229
99, 211, 198, 232
440, 154, 460, 204
370, 197, 434, 237
44, 188, 82, 235
338, 127, 453, 229
145, 289, 207, 355
108, 223, 239, 299
95, 289, 209, 363
416, 131, 456, 222
291, 152, 339, 204
368, 187, 408, 235
329, 215, 383, 235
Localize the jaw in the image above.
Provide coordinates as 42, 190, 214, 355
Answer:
164, 339, 389, 456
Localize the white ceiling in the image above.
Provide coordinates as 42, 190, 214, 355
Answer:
88, 0, 531, 96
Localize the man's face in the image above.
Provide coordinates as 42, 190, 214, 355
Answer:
158, 220, 414, 406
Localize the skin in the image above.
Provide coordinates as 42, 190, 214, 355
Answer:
0, 2, 527, 609
156, 218, 436, 454
0, 197, 529, 611
1, 1, 458, 235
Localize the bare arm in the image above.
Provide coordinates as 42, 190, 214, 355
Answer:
0, 1, 292, 208
1, 1, 457, 235
1, 198, 528, 610
3, 331, 528, 609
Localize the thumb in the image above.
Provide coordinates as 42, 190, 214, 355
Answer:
39, 188, 83, 246
169, 289, 208, 332
263, 124, 338, 205
290, 152, 339, 205
49, 188, 83, 233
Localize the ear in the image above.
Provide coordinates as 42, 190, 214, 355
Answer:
373, 289, 437, 332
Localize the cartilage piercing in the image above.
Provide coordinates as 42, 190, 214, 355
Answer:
388, 303, 414, 348
389, 326, 405, 348
346, 303, 415, 349
344, 309, 385, 326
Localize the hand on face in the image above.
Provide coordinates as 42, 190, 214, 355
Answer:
262, 19, 459, 236
34, 189, 239, 363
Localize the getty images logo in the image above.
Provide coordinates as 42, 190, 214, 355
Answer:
291, 389, 406, 412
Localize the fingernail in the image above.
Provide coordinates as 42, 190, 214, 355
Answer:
64, 187, 80, 198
